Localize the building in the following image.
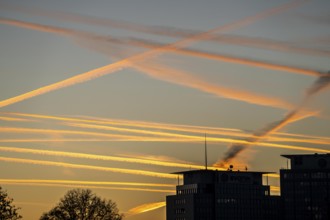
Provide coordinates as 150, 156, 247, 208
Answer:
166, 169, 281, 220
280, 154, 330, 220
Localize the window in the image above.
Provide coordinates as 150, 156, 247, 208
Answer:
175, 208, 186, 214
175, 199, 186, 205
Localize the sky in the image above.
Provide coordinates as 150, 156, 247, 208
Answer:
0, 0, 330, 219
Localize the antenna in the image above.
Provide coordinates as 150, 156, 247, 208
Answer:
205, 133, 208, 170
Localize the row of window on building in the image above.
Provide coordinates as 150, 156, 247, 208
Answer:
283, 172, 330, 179
177, 188, 197, 195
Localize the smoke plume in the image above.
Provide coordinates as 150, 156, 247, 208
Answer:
217, 71, 330, 166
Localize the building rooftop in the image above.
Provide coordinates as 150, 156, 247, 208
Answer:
281, 153, 330, 159
172, 169, 274, 175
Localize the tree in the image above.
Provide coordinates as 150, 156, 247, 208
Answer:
0, 186, 22, 220
40, 189, 123, 220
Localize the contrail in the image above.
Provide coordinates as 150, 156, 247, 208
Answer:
1, 125, 329, 153
0, 146, 207, 170
0, 18, 297, 109
0, 138, 194, 143
2, 113, 330, 151
2, 18, 322, 115
0, 116, 32, 122
0, 127, 165, 141
63, 117, 330, 146
2, 115, 329, 152
126, 38, 321, 77
0, 53, 129, 109
208, 34, 330, 57
0, 138, 328, 153
0, 18, 77, 36
0, 0, 310, 108
216, 108, 312, 166
126, 201, 166, 216
1, 133, 329, 146
0, 125, 252, 145
0, 182, 175, 193
17, 16, 322, 79
266, 136, 330, 145
0, 126, 212, 142
1, 17, 322, 77
5, 18, 320, 76
276, 129, 330, 141
0, 138, 119, 143
132, 60, 294, 109
4, 2, 327, 57
0, 179, 175, 188
306, 71, 330, 96
0, 126, 237, 143
217, 72, 330, 166
3, 112, 329, 148
6, 112, 330, 144
2, 112, 250, 134
64, 122, 208, 140
63, 122, 263, 144
0, 156, 176, 179
0, 1, 310, 41
252, 142, 329, 153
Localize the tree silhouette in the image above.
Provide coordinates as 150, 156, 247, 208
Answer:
0, 186, 22, 220
40, 189, 123, 220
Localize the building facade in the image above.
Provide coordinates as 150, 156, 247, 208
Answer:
166, 169, 281, 220
280, 154, 330, 220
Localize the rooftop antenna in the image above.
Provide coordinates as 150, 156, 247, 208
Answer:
205, 133, 208, 170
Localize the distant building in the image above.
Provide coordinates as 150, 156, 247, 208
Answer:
166, 169, 281, 220
280, 154, 330, 220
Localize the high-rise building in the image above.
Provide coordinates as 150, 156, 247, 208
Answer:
280, 154, 330, 220
166, 169, 281, 220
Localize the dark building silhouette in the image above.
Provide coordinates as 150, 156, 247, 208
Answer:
280, 154, 330, 220
166, 169, 281, 220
